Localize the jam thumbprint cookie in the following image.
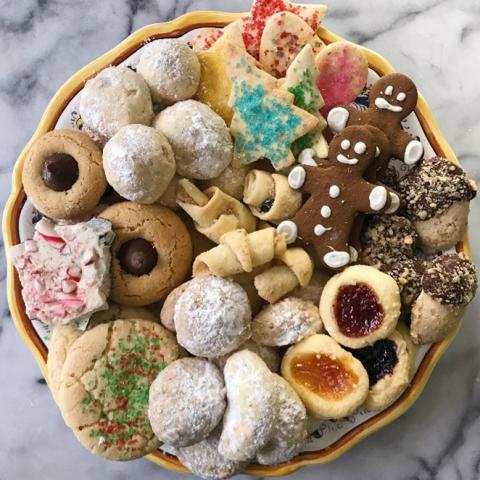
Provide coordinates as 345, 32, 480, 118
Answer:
22, 129, 107, 220
281, 334, 369, 419
100, 202, 192, 306
320, 265, 401, 348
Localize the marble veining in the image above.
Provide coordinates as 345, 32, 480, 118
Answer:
1, 1, 479, 479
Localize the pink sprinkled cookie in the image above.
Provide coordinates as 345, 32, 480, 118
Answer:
316, 42, 368, 115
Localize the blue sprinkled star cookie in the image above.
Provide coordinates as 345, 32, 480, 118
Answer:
226, 44, 318, 171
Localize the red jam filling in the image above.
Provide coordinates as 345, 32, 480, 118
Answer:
291, 353, 358, 400
334, 283, 384, 338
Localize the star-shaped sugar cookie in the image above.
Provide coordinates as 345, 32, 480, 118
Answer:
241, 0, 327, 59
281, 44, 328, 158
226, 44, 319, 171
194, 19, 249, 124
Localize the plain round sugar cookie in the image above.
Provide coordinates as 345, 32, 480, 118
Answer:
252, 297, 322, 347
79, 66, 153, 142
148, 358, 225, 447
281, 334, 369, 419
320, 265, 401, 349
46, 324, 82, 405
100, 202, 192, 306
137, 39, 200, 104
256, 374, 307, 465
88, 302, 156, 329
22, 129, 107, 221
212, 338, 281, 372
219, 350, 278, 462
103, 124, 175, 204
153, 100, 233, 180
176, 426, 243, 480
159, 281, 191, 332
174, 276, 251, 358
58, 319, 180, 460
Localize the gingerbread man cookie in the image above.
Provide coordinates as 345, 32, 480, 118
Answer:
277, 126, 395, 270
327, 73, 424, 166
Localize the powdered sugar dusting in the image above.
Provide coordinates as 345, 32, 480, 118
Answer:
154, 100, 233, 180
148, 358, 226, 447
174, 276, 252, 357
219, 350, 278, 461
252, 297, 322, 346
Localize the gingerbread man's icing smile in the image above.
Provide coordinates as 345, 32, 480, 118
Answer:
327, 73, 424, 166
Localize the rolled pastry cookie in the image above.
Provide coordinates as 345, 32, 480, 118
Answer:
254, 248, 314, 303
177, 179, 256, 243
243, 170, 302, 223
193, 228, 287, 277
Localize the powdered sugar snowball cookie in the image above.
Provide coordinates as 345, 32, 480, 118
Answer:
153, 100, 233, 180
176, 426, 243, 480
174, 276, 251, 358
148, 358, 225, 447
46, 324, 82, 405
137, 39, 200, 105
256, 374, 307, 465
160, 281, 191, 332
212, 339, 281, 372
252, 297, 322, 347
102, 124, 175, 204
79, 66, 153, 142
219, 350, 279, 462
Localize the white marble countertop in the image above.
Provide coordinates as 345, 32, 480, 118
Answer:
1, 1, 479, 479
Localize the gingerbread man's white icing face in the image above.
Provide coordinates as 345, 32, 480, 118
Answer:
331, 130, 376, 174
370, 75, 417, 116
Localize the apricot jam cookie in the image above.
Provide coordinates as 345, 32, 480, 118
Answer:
22, 129, 107, 220
58, 319, 180, 460
320, 265, 401, 349
349, 328, 416, 411
148, 358, 225, 447
100, 202, 192, 307
281, 334, 369, 419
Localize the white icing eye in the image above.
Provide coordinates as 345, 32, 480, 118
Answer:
375, 146, 381, 158
320, 205, 331, 218
384, 85, 394, 96
329, 185, 340, 198
341, 139, 351, 151
396, 92, 406, 102
354, 142, 367, 154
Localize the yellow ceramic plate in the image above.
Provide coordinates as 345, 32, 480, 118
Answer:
2, 11, 471, 477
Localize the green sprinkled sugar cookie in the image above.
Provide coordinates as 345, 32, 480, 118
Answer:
57, 319, 180, 460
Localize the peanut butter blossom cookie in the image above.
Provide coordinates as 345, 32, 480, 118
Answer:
22, 129, 107, 220
58, 319, 180, 460
100, 202, 192, 306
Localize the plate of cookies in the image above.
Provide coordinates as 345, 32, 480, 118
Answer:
3, 0, 478, 478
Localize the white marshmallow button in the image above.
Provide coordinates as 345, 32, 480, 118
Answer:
329, 185, 340, 198
288, 166, 306, 190
369, 186, 388, 211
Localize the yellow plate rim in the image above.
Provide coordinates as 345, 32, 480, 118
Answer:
1, 10, 471, 477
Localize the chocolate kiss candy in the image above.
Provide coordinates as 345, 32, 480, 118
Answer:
42, 153, 79, 191
118, 238, 158, 276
